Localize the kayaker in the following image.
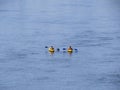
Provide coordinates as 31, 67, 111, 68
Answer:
48, 46, 54, 52
67, 46, 73, 52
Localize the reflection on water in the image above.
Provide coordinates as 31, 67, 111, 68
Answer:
49, 51, 54, 56
0, 0, 120, 90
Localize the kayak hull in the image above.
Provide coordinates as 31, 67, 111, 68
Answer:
49, 48, 54, 52
67, 49, 73, 52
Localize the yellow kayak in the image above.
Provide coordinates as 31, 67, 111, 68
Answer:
67, 49, 73, 52
49, 48, 54, 52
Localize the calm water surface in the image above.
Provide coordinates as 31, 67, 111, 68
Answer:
0, 0, 120, 90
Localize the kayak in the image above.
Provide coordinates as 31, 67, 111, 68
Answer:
48, 48, 54, 52
67, 49, 73, 52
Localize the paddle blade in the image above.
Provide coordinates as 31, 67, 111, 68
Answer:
45, 46, 48, 48
63, 48, 66, 50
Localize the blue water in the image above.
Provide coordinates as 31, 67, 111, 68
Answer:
0, 0, 120, 90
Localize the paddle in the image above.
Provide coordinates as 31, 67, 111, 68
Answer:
45, 46, 48, 48
57, 48, 60, 51
74, 49, 78, 51
63, 48, 66, 50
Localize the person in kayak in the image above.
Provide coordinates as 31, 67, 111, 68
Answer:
49, 46, 55, 52
67, 46, 73, 52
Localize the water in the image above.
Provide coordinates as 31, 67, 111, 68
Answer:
0, 0, 120, 90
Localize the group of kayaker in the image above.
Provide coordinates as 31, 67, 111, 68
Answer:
47, 46, 76, 52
